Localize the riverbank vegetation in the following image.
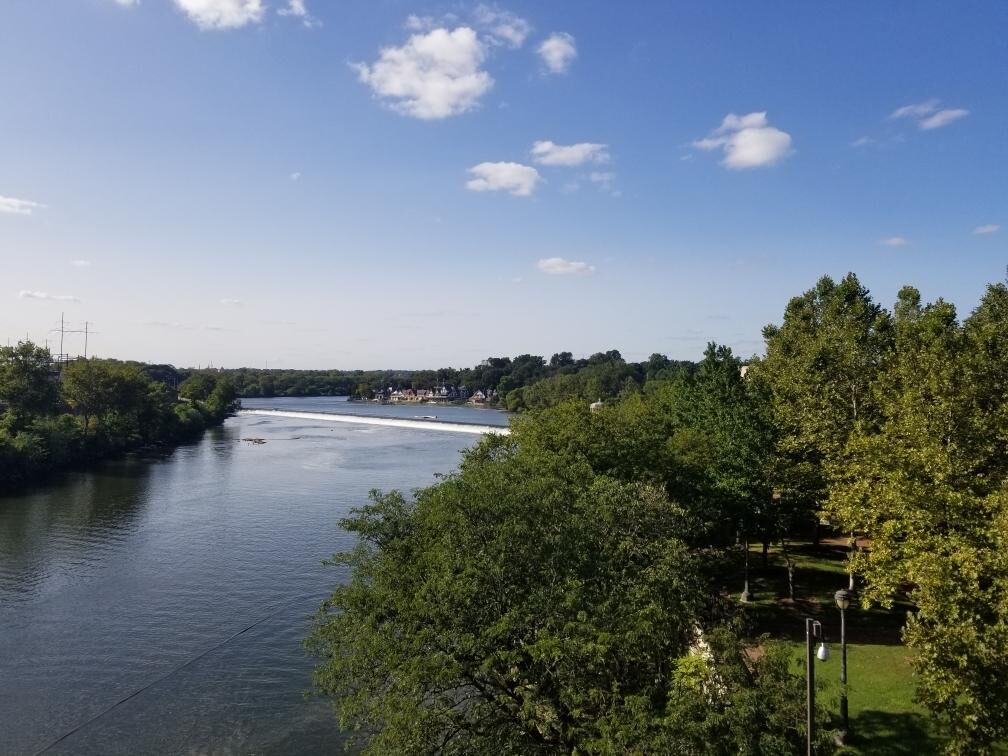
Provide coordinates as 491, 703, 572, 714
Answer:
308, 273, 1008, 754
214, 352, 696, 410
0, 345, 238, 492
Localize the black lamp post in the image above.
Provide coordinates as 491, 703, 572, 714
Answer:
834, 588, 852, 744
806, 618, 829, 755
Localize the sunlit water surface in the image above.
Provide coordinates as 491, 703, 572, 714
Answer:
0, 398, 507, 755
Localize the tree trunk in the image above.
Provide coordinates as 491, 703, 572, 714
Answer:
761, 540, 770, 569
848, 534, 857, 590
781, 538, 796, 600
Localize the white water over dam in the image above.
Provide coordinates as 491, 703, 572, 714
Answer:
240, 409, 511, 436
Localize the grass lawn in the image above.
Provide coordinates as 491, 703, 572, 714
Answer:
729, 539, 947, 754
787, 642, 942, 755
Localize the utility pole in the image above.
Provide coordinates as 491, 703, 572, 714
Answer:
59, 312, 65, 363
84, 321, 89, 359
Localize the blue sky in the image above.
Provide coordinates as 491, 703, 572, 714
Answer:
2, 1, 1005, 368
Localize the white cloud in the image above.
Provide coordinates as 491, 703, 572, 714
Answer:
537, 32, 576, 74
466, 162, 540, 196
353, 27, 493, 119
919, 108, 969, 130
405, 14, 435, 31
289, 171, 301, 181
19, 290, 80, 302
880, 236, 908, 247
112, 0, 140, 6
889, 99, 968, 130
277, 0, 318, 27
473, 5, 530, 48
536, 257, 594, 275
851, 136, 873, 148
0, 195, 45, 216
693, 112, 793, 169
973, 224, 1000, 235
70, 260, 92, 267
890, 100, 940, 120
220, 298, 243, 306
531, 140, 609, 166
173, 0, 265, 30
589, 171, 617, 194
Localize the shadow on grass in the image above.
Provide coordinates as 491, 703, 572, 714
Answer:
843, 709, 939, 755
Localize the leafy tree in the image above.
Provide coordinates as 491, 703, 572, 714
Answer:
756, 273, 893, 550
308, 433, 819, 752
179, 372, 219, 402
829, 286, 1008, 753
61, 359, 112, 436
0, 341, 59, 430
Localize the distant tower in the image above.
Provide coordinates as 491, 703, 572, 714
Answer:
590, 398, 604, 413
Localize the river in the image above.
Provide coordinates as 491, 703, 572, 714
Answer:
0, 397, 508, 755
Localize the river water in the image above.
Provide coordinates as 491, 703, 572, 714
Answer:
0, 398, 508, 755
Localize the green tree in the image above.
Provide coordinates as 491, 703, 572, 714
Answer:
830, 286, 1008, 753
308, 434, 821, 753
0, 341, 59, 430
61, 359, 112, 436
756, 273, 893, 549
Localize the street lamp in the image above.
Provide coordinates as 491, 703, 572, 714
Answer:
805, 618, 829, 755
834, 588, 852, 744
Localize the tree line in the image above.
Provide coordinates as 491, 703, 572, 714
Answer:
213, 351, 697, 410
0, 344, 238, 492
307, 273, 1008, 754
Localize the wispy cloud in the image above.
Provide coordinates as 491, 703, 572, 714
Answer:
173, 0, 265, 30
536, 257, 594, 275
277, 0, 319, 27
220, 298, 243, 306
880, 236, 909, 247
890, 99, 969, 130
919, 108, 969, 130
112, 0, 139, 6
19, 290, 80, 302
289, 171, 301, 181
537, 32, 577, 74
0, 195, 45, 216
693, 112, 793, 169
851, 136, 873, 148
70, 259, 92, 267
466, 162, 540, 196
531, 140, 609, 166
472, 4, 530, 48
973, 224, 1000, 235
890, 99, 941, 120
353, 26, 492, 119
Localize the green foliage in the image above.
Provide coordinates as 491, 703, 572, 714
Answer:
756, 273, 893, 519
826, 286, 1008, 753
307, 430, 820, 752
0, 350, 235, 492
0, 341, 59, 430
210, 350, 685, 409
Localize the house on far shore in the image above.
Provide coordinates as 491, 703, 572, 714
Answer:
469, 390, 486, 404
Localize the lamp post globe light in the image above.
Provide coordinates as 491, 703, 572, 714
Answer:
834, 589, 852, 744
